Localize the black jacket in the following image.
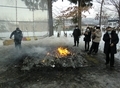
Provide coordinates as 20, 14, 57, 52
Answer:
84, 30, 91, 42
103, 31, 119, 54
10, 29, 23, 41
73, 28, 81, 38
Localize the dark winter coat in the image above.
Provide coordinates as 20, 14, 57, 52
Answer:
73, 28, 81, 38
10, 28, 23, 41
103, 31, 119, 54
84, 30, 91, 42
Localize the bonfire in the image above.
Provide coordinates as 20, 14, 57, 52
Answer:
20, 47, 88, 71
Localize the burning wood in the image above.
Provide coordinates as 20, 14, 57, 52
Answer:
19, 47, 88, 71
57, 47, 71, 57
40, 47, 88, 68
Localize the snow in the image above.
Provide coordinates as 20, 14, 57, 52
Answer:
0, 31, 120, 88
0, 31, 120, 59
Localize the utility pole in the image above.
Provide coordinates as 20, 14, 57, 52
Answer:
78, 0, 82, 30
16, 0, 17, 27
48, 0, 53, 36
33, 0, 35, 37
99, 0, 104, 28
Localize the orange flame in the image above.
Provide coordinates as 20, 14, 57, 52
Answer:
57, 47, 70, 56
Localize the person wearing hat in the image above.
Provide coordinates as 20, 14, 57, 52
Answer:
103, 27, 119, 67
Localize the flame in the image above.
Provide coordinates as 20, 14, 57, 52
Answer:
57, 47, 70, 56
42, 59, 45, 63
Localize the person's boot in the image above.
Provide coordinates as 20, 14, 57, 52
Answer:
87, 51, 91, 55
105, 62, 109, 65
77, 43, 79, 47
73, 43, 76, 46
73, 44, 76, 46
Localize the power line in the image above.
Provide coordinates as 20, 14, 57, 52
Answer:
0, 4, 47, 10
0, 20, 48, 22
0, 4, 28, 9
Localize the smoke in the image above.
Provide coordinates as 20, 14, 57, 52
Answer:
22, 46, 48, 55
0, 35, 74, 68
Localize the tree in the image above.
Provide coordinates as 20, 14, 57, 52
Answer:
99, 0, 104, 28
95, 10, 110, 25
21, 0, 93, 36
57, 0, 93, 30
96, 0, 120, 27
21, 0, 58, 10
95, 1, 111, 26
108, 0, 120, 27
71, 16, 78, 24
58, 6, 89, 23
48, 0, 53, 36
64, 0, 93, 29
21, 0, 58, 36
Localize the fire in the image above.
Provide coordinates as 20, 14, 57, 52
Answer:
57, 47, 70, 56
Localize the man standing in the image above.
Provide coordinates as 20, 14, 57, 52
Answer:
103, 27, 119, 67
72, 25, 81, 47
10, 27, 23, 49
83, 27, 91, 51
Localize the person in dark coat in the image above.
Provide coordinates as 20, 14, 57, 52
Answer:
103, 27, 119, 67
83, 27, 91, 51
10, 27, 23, 49
72, 25, 81, 47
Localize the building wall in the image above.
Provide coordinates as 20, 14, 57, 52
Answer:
107, 20, 119, 28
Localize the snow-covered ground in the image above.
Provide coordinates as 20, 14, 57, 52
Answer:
0, 31, 120, 88
0, 31, 120, 59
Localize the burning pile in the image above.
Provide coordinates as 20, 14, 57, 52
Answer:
57, 47, 71, 57
19, 47, 88, 71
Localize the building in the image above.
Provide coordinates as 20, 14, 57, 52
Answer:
107, 19, 119, 28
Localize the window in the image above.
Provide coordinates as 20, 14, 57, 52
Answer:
108, 23, 112, 25
113, 23, 116, 25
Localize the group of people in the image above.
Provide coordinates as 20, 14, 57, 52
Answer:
10, 26, 119, 68
85, 26, 102, 55
73, 25, 119, 68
